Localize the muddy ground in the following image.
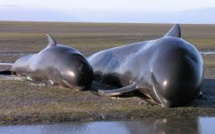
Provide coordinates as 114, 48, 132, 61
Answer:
0, 22, 215, 125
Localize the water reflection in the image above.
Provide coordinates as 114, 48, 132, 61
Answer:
199, 117, 215, 134
1, 118, 215, 134
0, 63, 13, 66
122, 119, 198, 134
201, 51, 215, 55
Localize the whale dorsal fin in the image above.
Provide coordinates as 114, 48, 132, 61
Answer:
164, 24, 181, 38
46, 34, 57, 47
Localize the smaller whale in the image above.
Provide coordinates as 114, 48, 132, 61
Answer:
1, 34, 93, 90
88, 24, 204, 107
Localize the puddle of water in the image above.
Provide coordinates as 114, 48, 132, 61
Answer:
201, 51, 215, 55
0, 63, 13, 66
199, 117, 215, 134
0, 117, 214, 134
0, 75, 25, 81
0, 52, 34, 66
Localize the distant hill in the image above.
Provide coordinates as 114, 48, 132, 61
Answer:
161, 8, 215, 24
0, 5, 214, 24
0, 5, 76, 22
78, 7, 215, 24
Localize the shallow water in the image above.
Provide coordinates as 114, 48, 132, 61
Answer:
0, 75, 25, 81
0, 117, 214, 134
0, 63, 13, 66
201, 51, 215, 55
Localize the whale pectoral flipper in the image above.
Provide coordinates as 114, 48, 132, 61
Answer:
98, 83, 138, 97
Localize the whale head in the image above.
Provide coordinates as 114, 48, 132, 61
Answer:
47, 34, 94, 90
150, 25, 204, 107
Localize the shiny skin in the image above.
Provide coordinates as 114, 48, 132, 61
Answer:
88, 24, 204, 107
12, 35, 93, 90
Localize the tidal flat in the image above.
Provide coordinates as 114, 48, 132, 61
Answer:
0, 21, 215, 125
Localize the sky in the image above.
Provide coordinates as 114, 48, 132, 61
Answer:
1, 0, 215, 14
0, 0, 215, 23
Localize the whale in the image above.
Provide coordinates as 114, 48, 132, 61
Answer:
87, 24, 204, 107
1, 34, 93, 90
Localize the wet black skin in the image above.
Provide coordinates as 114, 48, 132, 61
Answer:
11, 35, 93, 90
87, 24, 204, 107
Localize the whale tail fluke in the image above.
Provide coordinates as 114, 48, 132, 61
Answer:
46, 34, 57, 47
164, 24, 181, 38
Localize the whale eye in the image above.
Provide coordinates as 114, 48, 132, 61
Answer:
78, 63, 89, 75
78, 64, 84, 74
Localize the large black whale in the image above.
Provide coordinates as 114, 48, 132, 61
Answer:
88, 24, 204, 107
5, 34, 93, 90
